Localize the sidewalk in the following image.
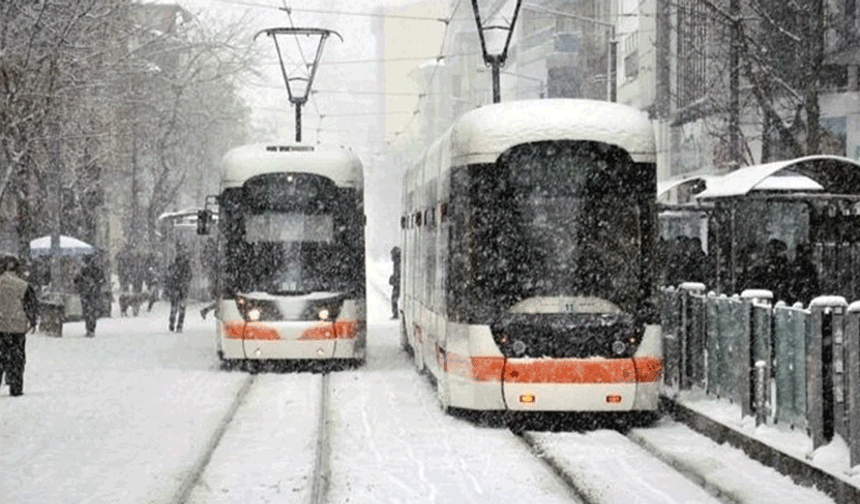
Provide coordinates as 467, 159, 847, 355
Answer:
663, 394, 860, 504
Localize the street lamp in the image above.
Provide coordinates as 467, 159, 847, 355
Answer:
471, 0, 524, 103
523, 3, 617, 102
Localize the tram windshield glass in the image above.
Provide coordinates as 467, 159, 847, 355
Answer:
219, 172, 364, 296
450, 141, 656, 323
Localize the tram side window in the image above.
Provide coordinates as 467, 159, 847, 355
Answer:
424, 180, 437, 308
447, 166, 472, 323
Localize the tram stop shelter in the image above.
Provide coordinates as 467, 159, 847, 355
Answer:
660, 155, 860, 303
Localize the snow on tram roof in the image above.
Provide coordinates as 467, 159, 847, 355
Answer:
220, 143, 363, 189
449, 99, 656, 165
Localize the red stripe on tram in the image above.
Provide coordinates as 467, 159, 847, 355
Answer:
223, 321, 280, 340
298, 320, 359, 340
467, 356, 662, 384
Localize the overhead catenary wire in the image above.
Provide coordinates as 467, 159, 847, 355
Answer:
387, 0, 464, 146
213, 0, 453, 23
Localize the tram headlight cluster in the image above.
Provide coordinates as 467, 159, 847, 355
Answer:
236, 296, 280, 322
302, 297, 344, 322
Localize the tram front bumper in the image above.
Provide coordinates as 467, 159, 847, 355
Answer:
219, 320, 365, 360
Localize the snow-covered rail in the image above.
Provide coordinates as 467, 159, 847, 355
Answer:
171, 374, 255, 504
181, 372, 331, 503
310, 373, 332, 504
514, 423, 836, 504
516, 427, 723, 504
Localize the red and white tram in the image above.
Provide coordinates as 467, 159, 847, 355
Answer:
400, 99, 662, 417
203, 143, 366, 369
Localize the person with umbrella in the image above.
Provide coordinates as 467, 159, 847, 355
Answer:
0, 254, 38, 396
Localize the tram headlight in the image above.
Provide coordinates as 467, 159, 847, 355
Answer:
512, 340, 527, 356
318, 308, 331, 321
247, 308, 261, 322
612, 340, 627, 356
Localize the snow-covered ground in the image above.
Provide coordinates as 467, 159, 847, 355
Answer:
0, 260, 847, 503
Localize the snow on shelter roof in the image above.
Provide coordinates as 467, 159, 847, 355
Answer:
220, 143, 363, 190
449, 99, 656, 165
696, 155, 860, 199
657, 174, 719, 201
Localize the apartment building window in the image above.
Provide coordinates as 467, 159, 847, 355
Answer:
624, 32, 639, 81
676, 1, 709, 109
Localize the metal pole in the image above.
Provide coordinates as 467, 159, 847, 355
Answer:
491, 59, 501, 104
608, 27, 617, 102
296, 102, 302, 143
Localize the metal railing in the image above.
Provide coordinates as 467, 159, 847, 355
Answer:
661, 286, 860, 468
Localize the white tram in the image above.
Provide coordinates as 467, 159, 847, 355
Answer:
400, 99, 662, 415
205, 143, 366, 368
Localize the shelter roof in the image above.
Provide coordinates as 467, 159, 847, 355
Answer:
695, 155, 860, 199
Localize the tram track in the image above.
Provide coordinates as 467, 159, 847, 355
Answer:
512, 424, 730, 504
171, 374, 255, 504
171, 370, 333, 504
310, 372, 332, 504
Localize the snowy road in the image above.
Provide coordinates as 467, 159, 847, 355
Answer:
0, 261, 838, 503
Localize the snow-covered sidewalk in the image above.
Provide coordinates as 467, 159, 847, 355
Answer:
0, 302, 247, 504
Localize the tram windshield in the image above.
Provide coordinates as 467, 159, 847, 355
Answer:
219, 173, 364, 296
451, 141, 656, 322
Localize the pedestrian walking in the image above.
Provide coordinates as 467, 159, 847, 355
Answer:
165, 250, 192, 333
74, 254, 106, 338
389, 246, 401, 319
0, 254, 38, 396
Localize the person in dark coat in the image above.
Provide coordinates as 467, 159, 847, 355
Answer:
789, 243, 820, 307
74, 254, 106, 338
165, 252, 192, 333
748, 238, 791, 303
389, 246, 401, 319
0, 255, 38, 396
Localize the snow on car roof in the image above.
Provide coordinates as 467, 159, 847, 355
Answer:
696, 155, 860, 199
448, 99, 657, 165
221, 143, 363, 189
